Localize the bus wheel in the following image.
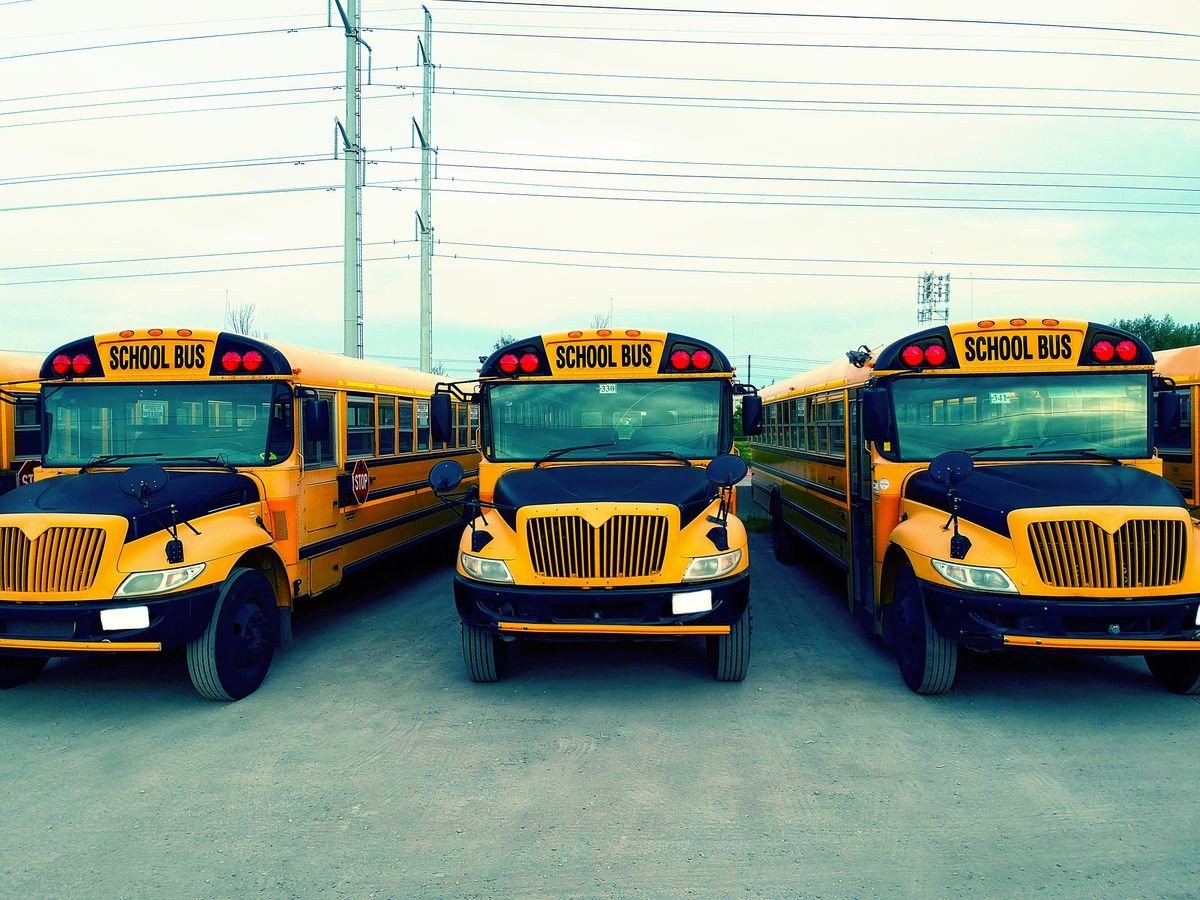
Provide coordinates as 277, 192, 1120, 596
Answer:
187, 568, 277, 701
462, 623, 505, 683
0, 655, 48, 689
708, 606, 752, 682
892, 563, 956, 695
1145, 653, 1200, 694
771, 492, 795, 564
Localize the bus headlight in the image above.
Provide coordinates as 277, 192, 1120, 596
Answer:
460, 553, 514, 584
683, 549, 742, 582
114, 563, 206, 598
931, 559, 1017, 594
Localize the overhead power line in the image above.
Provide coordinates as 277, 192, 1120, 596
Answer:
367, 27, 1200, 66
0, 152, 333, 187
431, 146, 1200, 182
0, 25, 328, 63
440, 65, 1200, 101
436, 0, 1200, 41
0, 183, 343, 214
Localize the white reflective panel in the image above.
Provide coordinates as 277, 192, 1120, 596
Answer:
672, 589, 714, 615
100, 606, 150, 631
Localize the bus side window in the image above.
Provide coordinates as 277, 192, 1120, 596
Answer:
13, 397, 40, 458
417, 400, 430, 451
457, 403, 469, 448
378, 397, 396, 456
302, 394, 336, 468
469, 404, 479, 447
347, 395, 375, 458
398, 399, 414, 453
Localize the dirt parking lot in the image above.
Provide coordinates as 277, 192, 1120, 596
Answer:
3, 533, 1198, 898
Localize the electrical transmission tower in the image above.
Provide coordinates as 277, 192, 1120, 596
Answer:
916, 272, 951, 325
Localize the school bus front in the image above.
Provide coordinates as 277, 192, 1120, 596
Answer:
430, 329, 761, 683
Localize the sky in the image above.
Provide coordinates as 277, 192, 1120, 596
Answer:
1, 0, 1198, 385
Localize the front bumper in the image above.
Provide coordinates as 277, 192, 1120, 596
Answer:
455, 571, 751, 638
920, 579, 1200, 652
0, 584, 222, 657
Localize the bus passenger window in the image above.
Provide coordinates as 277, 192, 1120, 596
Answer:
378, 397, 396, 455
14, 397, 40, 458
469, 405, 479, 447
347, 395, 375, 457
302, 395, 336, 469
457, 404, 469, 448
399, 399, 414, 453
417, 400, 430, 451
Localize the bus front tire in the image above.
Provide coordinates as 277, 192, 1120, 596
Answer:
708, 606, 752, 682
187, 568, 277, 701
892, 563, 957, 695
0, 655, 48, 689
1145, 653, 1200, 694
771, 493, 795, 564
462, 623, 505, 683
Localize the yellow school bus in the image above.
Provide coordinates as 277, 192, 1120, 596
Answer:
1153, 344, 1199, 509
426, 328, 763, 682
0, 351, 43, 494
752, 317, 1200, 694
0, 328, 477, 699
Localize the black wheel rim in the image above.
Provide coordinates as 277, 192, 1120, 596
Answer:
229, 600, 270, 676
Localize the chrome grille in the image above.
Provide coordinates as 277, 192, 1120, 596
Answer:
0, 526, 107, 593
527, 514, 670, 579
1028, 519, 1187, 589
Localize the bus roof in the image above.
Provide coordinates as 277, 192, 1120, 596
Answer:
0, 350, 45, 389
1155, 344, 1200, 385
40, 329, 445, 394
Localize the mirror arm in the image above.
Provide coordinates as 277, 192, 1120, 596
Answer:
941, 489, 972, 560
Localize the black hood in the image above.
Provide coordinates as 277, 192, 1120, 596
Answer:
0, 471, 260, 543
492, 464, 714, 529
905, 463, 1184, 538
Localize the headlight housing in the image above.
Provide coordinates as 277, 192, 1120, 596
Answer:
682, 549, 742, 582
460, 553, 514, 584
932, 559, 1017, 594
114, 563, 206, 598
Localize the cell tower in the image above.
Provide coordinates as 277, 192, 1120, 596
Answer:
916, 272, 951, 324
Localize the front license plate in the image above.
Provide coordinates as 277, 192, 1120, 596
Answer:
672, 589, 713, 615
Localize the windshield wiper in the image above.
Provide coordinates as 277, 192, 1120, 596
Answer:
962, 444, 1033, 456
534, 442, 617, 468
155, 455, 239, 473
79, 452, 163, 474
605, 449, 693, 466
1025, 447, 1121, 464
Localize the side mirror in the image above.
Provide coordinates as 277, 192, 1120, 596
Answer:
740, 396, 763, 436
430, 393, 453, 446
705, 453, 748, 488
861, 387, 892, 444
1157, 391, 1182, 431
928, 450, 973, 487
429, 459, 465, 494
302, 398, 331, 444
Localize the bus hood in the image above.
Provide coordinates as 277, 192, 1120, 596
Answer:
0, 471, 261, 543
905, 463, 1183, 538
492, 464, 714, 529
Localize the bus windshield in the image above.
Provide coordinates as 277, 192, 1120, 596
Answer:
488, 379, 724, 461
888, 373, 1150, 461
43, 381, 294, 467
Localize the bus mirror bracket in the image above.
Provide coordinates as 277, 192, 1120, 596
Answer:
705, 454, 748, 545
861, 387, 892, 443
929, 451, 973, 560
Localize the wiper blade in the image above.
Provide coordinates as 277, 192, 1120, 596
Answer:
605, 449, 692, 466
534, 442, 617, 468
1025, 447, 1120, 464
79, 452, 163, 474
961, 444, 1033, 456
156, 456, 239, 473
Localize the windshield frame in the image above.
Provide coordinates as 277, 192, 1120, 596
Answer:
42, 379, 295, 469
878, 371, 1153, 462
480, 377, 731, 463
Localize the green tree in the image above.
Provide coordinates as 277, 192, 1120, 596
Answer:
1111, 314, 1200, 351
493, 332, 515, 351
